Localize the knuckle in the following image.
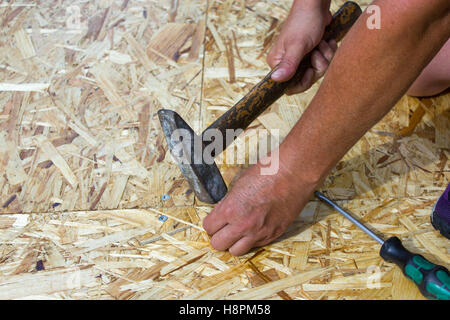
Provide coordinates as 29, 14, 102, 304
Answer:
286, 34, 313, 51
271, 225, 285, 239
299, 68, 314, 87
328, 40, 338, 51
311, 50, 323, 62
297, 36, 315, 56
237, 218, 254, 233
312, 56, 328, 73
280, 56, 297, 68
210, 236, 227, 251
256, 237, 271, 248
318, 63, 328, 73
224, 209, 242, 225
228, 248, 240, 256
319, 40, 328, 51
322, 48, 334, 61
221, 206, 233, 220
202, 219, 212, 234
203, 221, 213, 236
286, 87, 304, 95
254, 223, 271, 239
267, 47, 283, 67
231, 238, 255, 256
229, 247, 245, 257
266, 54, 274, 66
266, 47, 277, 59
256, 225, 284, 246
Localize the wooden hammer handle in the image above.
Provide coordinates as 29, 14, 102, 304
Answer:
204, 1, 362, 152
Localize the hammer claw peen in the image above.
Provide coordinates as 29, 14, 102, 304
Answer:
158, 109, 228, 204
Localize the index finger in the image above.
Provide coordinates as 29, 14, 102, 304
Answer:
202, 201, 229, 236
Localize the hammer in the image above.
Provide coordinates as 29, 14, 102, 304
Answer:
158, 2, 362, 204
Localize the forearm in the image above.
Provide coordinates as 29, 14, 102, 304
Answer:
278, 0, 450, 186
292, 0, 331, 11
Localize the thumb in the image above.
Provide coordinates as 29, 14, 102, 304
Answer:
271, 38, 312, 82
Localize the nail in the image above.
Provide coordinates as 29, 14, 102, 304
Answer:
329, 39, 338, 50
271, 68, 284, 80
161, 194, 170, 201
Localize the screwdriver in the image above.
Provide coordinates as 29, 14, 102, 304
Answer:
314, 191, 450, 300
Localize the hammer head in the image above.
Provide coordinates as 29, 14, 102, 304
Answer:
158, 109, 227, 204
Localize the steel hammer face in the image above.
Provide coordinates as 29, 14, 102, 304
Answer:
158, 109, 227, 204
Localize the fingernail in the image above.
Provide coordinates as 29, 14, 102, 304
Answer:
271, 68, 284, 80
329, 39, 338, 50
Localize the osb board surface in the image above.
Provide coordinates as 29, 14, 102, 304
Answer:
0, 0, 206, 213
0, 197, 448, 299
0, 0, 449, 300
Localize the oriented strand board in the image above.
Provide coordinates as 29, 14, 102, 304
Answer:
0, 0, 207, 213
0, 198, 448, 300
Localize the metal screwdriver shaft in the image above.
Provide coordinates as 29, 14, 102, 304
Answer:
314, 191, 384, 245
314, 190, 450, 300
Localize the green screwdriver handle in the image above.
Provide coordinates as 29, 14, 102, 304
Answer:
380, 236, 450, 300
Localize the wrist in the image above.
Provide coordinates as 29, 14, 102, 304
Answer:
275, 134, 330, 190
259, 143, 324, 196
253, 149, 319, 209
